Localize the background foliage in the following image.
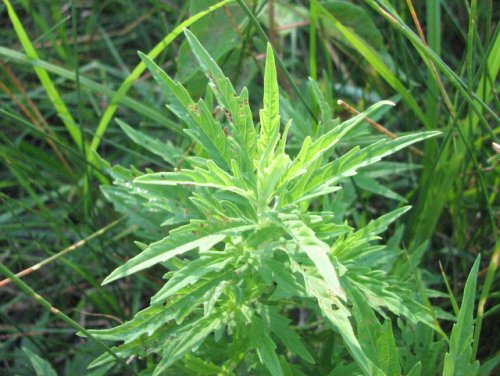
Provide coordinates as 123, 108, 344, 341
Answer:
0, 0, 498, 375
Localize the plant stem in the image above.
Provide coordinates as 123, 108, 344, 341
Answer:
0, 217, 125, 288
0, 263, 138, 375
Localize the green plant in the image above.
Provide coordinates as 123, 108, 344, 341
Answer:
87, 29, 443, 375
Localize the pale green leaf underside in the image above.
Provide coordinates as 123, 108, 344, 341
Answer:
282, 217, 346, 301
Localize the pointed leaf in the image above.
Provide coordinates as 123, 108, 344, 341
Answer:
443, 256, 481, 376
183, 28, 257, 163
151, 253, 235, 304
282, 217, 346, 301
249, 316, 283, 376
117, 118, 183, 166
134, 161, 255, 199
140, 52, 235, 170
102, 223, 254, 285
23, 347, 57, 376
259, 43, 281, 161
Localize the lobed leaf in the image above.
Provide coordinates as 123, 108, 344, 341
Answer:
294, 131, 440, 203
140, 52, 236, 170
281, 216, 346, 301
102, 222, 254, 285
134, 160, 255, 199
183, 28, 258, 166
283, 100, 395, 184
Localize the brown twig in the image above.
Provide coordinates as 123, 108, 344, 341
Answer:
337, 99, 424, 156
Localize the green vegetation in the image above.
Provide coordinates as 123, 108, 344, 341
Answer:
0, 1, 498, 375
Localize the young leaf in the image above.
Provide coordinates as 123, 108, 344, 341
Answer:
259, 43, 281, 164
443, 256, 481, 376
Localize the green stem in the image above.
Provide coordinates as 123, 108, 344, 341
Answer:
0, 217, 125, 288
0, 263, 138, 375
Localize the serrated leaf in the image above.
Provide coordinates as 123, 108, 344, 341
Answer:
183, 28, 257, 165
102, 222, 254, 285
151, 252, 235, 304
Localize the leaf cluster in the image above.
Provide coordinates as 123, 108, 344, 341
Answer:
89, 30, 443, 375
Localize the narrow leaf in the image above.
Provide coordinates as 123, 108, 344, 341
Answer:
249, 316, 283, 376
23, 347, 57, 376
259, 43, 281, 161
102, 223, 253, 284
443, 256, 481, 376
282, 217, 346, 301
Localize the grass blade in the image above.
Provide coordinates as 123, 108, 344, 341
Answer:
0, 264, 137, 375
442, 256, 481, 376
3, 0, 83, 149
